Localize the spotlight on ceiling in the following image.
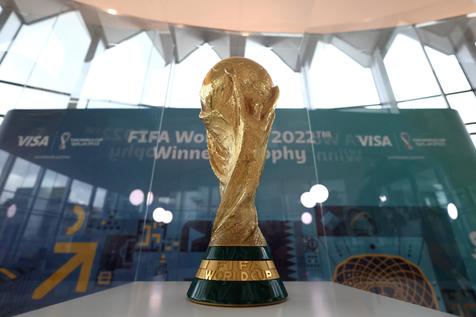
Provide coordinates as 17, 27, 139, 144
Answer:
106, 8, 118, 15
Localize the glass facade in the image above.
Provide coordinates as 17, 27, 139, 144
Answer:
1, 1, 476, 316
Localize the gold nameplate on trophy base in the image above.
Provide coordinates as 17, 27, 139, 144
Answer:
195, 260, 280, 281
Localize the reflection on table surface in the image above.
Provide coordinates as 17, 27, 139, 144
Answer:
17, 282, 455, 317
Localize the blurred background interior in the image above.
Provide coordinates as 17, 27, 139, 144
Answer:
1, 0, 476, 316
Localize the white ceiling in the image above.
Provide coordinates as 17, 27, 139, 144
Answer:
75, 0, 476, 34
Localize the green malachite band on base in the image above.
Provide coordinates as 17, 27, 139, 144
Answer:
204, 246, 273, 260
187, 279, 287, 306
187, 246, 287, 306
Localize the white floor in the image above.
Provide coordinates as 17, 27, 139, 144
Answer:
18, 281, 455, 317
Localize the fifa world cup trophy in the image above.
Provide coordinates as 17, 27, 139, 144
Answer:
187, 57, 288, 306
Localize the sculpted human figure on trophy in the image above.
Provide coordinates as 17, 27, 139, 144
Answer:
199, 57, 279, 247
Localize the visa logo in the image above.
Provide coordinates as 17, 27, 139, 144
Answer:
356, 135, 392, 147
18, 136, 49, 147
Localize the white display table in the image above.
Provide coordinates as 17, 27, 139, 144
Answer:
18, 282, 454, 317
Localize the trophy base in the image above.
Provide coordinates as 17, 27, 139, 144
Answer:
187, 246, 288, 306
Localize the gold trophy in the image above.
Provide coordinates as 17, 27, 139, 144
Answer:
187, 57, 288, 306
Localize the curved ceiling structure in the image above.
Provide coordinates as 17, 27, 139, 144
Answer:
75, 0, 476, 34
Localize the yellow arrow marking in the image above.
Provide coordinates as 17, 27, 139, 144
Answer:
137, 224, 152, 247
32, 242, 97, 300
66, 205, 85, 235
152, 233, 161, 244
0, 268, 16, 279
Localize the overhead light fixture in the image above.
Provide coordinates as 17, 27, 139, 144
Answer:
106, 8, 118, 15
300, 183, 330, 208
467, 12, 476, 18
415, 20, 439, 28
300, 192, 315, 208
147, 192, 154, 206
447, 202, 458, 220
153, 207, 174, 224
129, 189, 144, 206
6, 204, 17, 218
310, 184, 329, 204
301, 211, 313, 225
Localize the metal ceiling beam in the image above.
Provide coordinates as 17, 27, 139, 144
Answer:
250, 34, 316, 72
12, 0, 70, 24
330, 28, 395, 68
454, 18, 476, 89
147, 28, 174, 65
96, 9, 142, 47
415, 17, 468, 55
170, 25, 205, 63
208, 31, 246, 59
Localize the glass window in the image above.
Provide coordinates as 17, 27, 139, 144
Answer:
76, 41, 103, 108
384, 34, 441, 101
68, 180, 92, 206
33, 170, 67, 213
15, 88, 70, 109
245, 40, 305, 108
80, 32, 168, 106
466, 124, 476, 135
425, 46, 471, 94
0, 150, 9, 175
0, 12, 22, 59
3, 158, 40, 194
307, 41, 380, 108
168, 43, 220, 108
37, 170, 68, 199
398, 96, 447, 109
0, 16, 56, 84
140, 37, 171, 107
470, 134, 476, 148
0, 83, 22, 114
21, 214, 58, 241
0, 11, 90, 93
0, 83, 69, 113
93, 187, 106, 210
84, 99, 144, 109
447, 92, 476, 123
27, 11, 91, 93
